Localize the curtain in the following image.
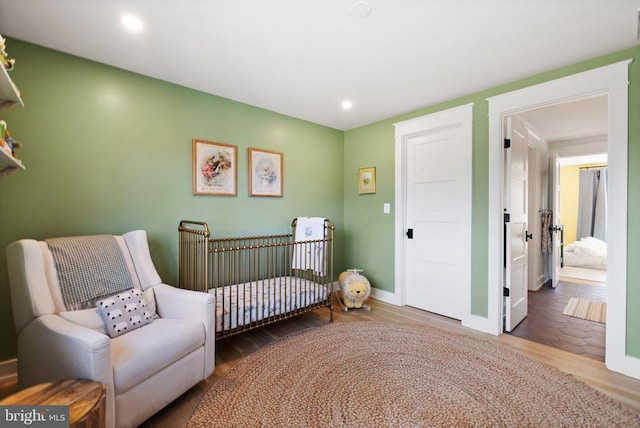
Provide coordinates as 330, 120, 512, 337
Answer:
576, 167, 608, 242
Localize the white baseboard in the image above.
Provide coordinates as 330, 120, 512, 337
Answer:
335, 280, 400, 306
462, 314, 500, 335
0, 358, 17, 383
369, 289, 497, 334
531, 281, 544, 292
528, 275, 548, 291
370, 287, 400, 306
607, 353, 640, 380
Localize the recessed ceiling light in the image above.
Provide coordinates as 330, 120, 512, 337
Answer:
121, 14, 143, 33
341, 100, 353, 110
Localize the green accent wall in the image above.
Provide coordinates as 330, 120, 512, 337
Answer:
344, 46, 640, 357
0, 40, 345, 361
2, 38, 640, 362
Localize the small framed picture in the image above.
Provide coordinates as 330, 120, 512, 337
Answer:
358, 167, 376, 194
249, 148, 283, 197
193, 139, 237, 196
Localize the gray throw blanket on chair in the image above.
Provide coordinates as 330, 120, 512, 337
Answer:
45, 235, 134, 310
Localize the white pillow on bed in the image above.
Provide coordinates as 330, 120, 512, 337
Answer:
584, 237, 607, 252
571, 237, 607, 257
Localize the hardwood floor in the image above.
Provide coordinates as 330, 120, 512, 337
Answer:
3, 299, 640, 427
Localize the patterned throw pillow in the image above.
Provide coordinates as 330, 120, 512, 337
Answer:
96, 289, 155, 338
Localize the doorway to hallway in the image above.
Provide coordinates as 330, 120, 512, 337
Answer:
510, 280, 606, 361
487, 59, 631, 375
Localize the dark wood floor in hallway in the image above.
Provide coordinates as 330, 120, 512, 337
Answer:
509, 279, 607, 361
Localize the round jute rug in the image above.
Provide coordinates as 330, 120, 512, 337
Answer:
187, 322, 640, 427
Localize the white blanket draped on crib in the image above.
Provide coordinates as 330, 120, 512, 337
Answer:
292, 217, 326, 275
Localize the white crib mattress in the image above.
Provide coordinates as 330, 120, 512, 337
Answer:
209, 276, 330, 333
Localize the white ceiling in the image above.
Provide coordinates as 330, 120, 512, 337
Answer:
0, 1, 638, 131
517, 95, 609, 142
557, 153, 608, 166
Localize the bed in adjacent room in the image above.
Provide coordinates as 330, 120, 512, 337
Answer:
563, 236, 607, 271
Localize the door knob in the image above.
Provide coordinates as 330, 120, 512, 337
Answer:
525, 232, 533, 241
406, 229, 413, 239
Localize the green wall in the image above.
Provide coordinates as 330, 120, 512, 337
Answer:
0, 40, 345, 361
344, 45, 640, 356
3, 39, 640, 362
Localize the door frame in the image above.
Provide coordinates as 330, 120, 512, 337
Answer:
549, 151, 562, 289
526, 143, 544, 291
487, 60, 636, 377
394, 103, 474, 326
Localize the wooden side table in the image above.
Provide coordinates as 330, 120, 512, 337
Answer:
0, 379, 105, 427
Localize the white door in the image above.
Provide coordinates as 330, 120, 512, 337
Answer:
550, 152, 562, 288
404, 117, 471, 320
504, 116, 529, 332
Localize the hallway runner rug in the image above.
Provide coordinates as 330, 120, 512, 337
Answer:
563, 297, 607, 323
187, 322, 637, 427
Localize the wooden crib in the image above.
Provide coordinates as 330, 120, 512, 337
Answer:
178, 219, 335, 338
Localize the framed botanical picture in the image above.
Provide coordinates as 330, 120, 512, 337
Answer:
249, 148, 283, 197
358, 166, 376, 194
192, 139, 237, 196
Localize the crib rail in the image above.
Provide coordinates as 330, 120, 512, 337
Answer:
178, 221, 210, 292
178, 219, 334, 338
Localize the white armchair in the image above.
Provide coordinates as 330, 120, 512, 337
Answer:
6, 230, 215, 428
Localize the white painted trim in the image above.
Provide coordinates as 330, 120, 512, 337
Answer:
604, 81, 632, 376
534, 275, 546, 291
394, 103, 474, 323
370, 287, 401, 306
487, 59, 637, 378
0, 358, 17, 383
462, 314, 495, 333
487, 60, 631, 115
610, 355, 640, 380
394, 119, 407, 309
